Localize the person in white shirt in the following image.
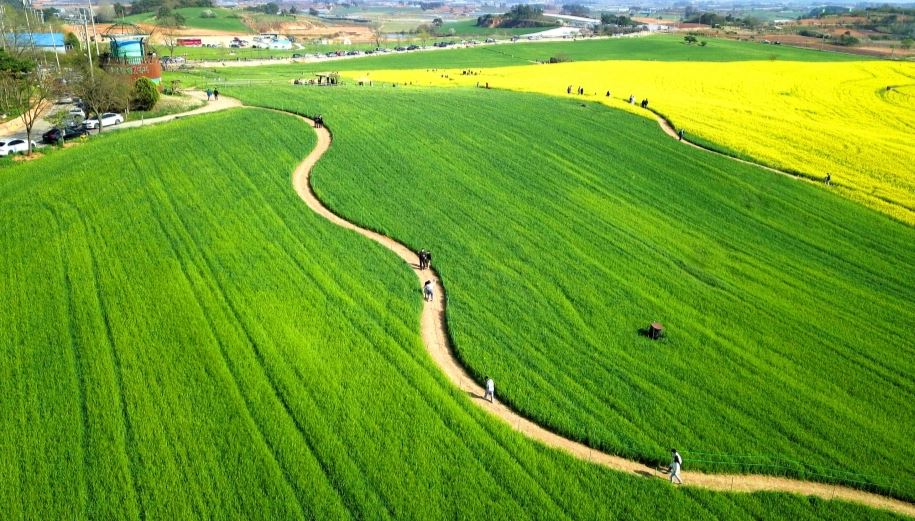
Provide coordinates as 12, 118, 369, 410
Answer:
670, 449, 683, 484
423, 280, 434, 302
484, 377, 495, 403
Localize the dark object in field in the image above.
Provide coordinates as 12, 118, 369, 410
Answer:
641, 99, 648, 109
648, 322, 664, 340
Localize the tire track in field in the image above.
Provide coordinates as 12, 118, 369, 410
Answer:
43, 202, 91, 517
285, 113, 915, 519
140, 176, 310, 518
76, 212, 146, 520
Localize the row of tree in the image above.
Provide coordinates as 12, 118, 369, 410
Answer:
476, 5, 558, 29
117, 0, 213, 17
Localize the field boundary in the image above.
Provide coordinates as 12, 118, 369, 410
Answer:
283, 110, 915, 519
651, 109, 828, 184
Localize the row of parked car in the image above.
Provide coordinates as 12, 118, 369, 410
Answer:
40, 112, 124, 145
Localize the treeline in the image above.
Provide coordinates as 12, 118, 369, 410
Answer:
684, 12, 761, 29
476, 4, 557, 29
561, 4, 589, 17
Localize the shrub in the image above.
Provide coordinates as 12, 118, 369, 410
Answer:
130, 77, 160, 111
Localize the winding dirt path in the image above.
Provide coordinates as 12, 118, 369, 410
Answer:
287, 116, 915, 518
655, 115, 825, 185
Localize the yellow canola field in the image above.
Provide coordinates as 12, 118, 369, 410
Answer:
363, 61, 915, 225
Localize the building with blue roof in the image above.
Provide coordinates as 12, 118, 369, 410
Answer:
4, 33, 67, 53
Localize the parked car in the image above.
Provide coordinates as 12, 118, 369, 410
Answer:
0, 138, 38, 155
68, 106, 86, 119
407, 44, 419, 50
394, 46, 406, 51
41, 125, 89, 144
485, 38, 496, 43
84, 112, 124, 129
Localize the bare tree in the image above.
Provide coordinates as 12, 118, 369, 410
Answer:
73, 68, 128, 133
0, 69, 59, 155
370, 22, 385, 48
157, 20, 181, 58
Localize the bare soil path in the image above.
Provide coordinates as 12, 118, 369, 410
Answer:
654, 114, 827, 185
288, 115, 915, 518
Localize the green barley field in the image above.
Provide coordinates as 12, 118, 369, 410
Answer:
177, 33, 867, 83
233, 85, 915, 502
4, 108, 902, 518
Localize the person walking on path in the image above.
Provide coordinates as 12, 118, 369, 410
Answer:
678, 129, 684, 141
825, 172, 831, 185
205, 88, 213, 101
484, 377, 495, 402
423, 280, 434, 302
418, 250, 432, 270
629, 94, 635, 104
669, 449, 683, 484
213, 88, 220, 100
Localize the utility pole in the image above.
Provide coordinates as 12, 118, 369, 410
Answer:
0, 5, 6, 51
82, 11, 94, 78
87, 0, 100, 56
41, 10, 62, 73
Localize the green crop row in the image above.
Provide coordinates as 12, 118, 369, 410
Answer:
233, 85, 915, 503
3, 108, 902, 518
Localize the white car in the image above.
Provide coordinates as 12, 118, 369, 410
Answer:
68, 106, 86, 119
0, 138, 38, 156
84, 112, 124, 129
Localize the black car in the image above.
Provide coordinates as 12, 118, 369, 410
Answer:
407, 44, 419, 50
42, 125, 88, 144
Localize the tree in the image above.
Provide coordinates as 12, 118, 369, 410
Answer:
684, 34, 698, 44
370, 22, 385, 48
902, 37, 914, 50
113, 2, 127, 18
64, 32, 81, 51
561, 4, 590, 17
0, 48, 34, 73
157, 6, 186, 25
432, 17, 443, 27
417, 27, 431, 48
156, 17, 183, 57
130, 77, 159, 111
289, 6, 297, 15
74, 68, 129, 134
0, 69, 59, 155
